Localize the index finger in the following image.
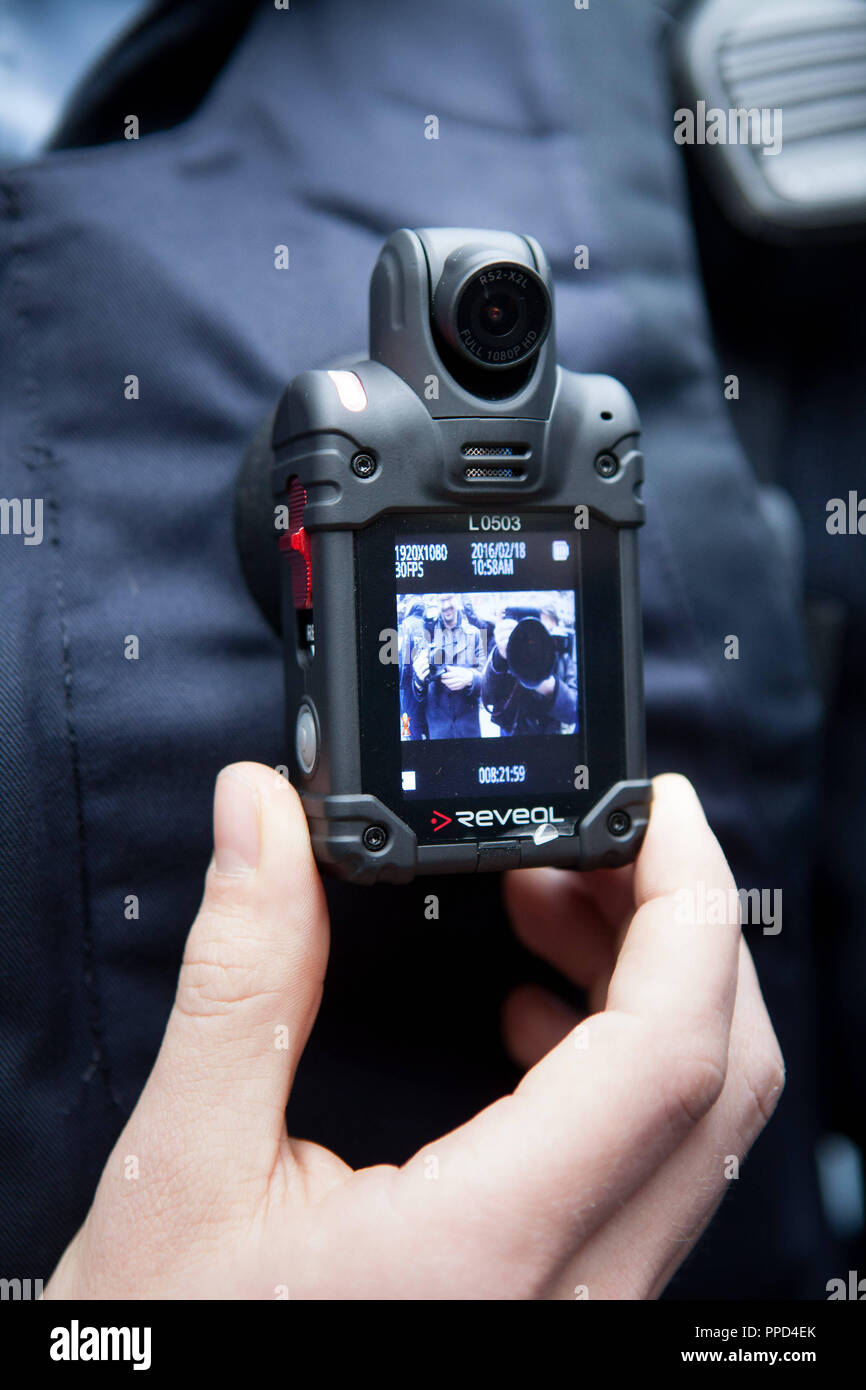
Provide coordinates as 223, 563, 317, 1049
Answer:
605, 772, 741, 1041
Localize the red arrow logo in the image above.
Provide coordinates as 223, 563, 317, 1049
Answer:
430, 810, 453, 833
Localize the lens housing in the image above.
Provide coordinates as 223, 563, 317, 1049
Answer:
434, 257, 551, 371
506, 617, 555, 687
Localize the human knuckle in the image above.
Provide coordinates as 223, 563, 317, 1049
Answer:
175, 924, 275, 1017
739, 1041, 786, 1129
659, 1044, 727, 1130
175, 963, 252, 1017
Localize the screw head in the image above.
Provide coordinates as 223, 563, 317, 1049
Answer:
351, 452, 376, 478
595, 451, 618, 478
607, 810, 631, 837
362, 824, 387, 852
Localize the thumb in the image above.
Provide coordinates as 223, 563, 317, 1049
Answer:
144, 762, 329, 1174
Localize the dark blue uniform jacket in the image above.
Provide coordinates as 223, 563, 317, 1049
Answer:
0, 0, 837, 1295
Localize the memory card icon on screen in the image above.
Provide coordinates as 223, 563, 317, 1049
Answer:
402, 770, 417, 791
552, 540, 570, 561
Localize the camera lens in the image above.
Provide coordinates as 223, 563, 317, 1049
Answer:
506, 617, 555, 688
477, 292, 519, 338
449, 261, 550, 370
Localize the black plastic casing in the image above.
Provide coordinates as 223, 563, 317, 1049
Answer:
259, 228, 651, 883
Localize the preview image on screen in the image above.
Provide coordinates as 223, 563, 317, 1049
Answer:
397, 589, 577, 743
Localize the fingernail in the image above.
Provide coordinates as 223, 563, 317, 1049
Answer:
213, 769, 261, 875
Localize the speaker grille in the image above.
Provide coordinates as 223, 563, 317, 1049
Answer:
463, 465, 524, 480
461, 443, 528, 458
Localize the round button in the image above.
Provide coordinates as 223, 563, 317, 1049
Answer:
295, 704, 318, 776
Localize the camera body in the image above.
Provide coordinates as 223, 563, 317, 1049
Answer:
236, 228, 650, 883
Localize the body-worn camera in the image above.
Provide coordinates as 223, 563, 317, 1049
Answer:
236, 228, 650, 883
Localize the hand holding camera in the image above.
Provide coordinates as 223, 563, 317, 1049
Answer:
494, 616, 518, 658
412, 648, 431, 684
45, 768, 783, 1300
439, 665, 475, 692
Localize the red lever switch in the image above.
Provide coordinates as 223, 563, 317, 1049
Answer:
279, 477, 313, 608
